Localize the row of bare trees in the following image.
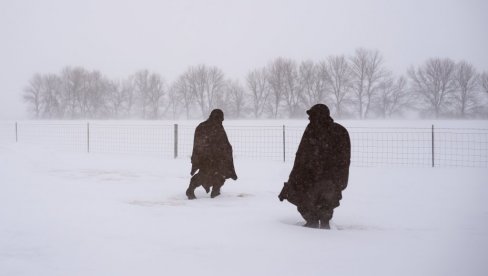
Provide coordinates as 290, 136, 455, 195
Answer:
23, 49, 488, 119
22, 68, 167, 119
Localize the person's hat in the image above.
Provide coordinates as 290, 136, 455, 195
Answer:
209, 109, 224, 121
306, 104, 330, 117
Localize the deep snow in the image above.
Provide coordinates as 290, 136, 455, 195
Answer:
1, 140, 487, 276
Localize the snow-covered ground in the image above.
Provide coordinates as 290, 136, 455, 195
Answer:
1, 137, 487, 276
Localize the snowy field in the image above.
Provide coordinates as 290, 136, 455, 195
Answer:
1, 120, 488, 276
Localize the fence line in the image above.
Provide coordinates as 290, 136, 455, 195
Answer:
1, 121, 487, 168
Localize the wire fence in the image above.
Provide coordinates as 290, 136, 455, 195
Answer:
1, 121, 487, 168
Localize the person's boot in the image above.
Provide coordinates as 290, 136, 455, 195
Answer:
320, 220, 330, 229
319, 209, 333, 229
303, 220, 319, 228
210, 187, 221, 198
186, 187, 196, 200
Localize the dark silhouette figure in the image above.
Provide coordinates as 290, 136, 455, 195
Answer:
186, 109, 238, 199
279, 104, 350, 229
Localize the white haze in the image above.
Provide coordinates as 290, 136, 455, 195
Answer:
1, 0, 487, 119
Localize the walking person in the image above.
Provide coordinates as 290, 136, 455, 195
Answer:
186, 109, 238, 199
279, 104, 351, 229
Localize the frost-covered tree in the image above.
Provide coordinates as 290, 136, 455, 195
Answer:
266, 58, 287, 118
280, 59, 301, 118
105, 79, 135, 119
172, 71, 195, 119
60, 67, 87, 118
23, 74, 43, 118
350, 48, 386, 119
132, 70, 151, 119
480, 72, 488, 94
376, 76, 411, 118
166, 83, 181, 120
82, 70, 110, 118
146, 73, 166, 119
325, 55, 352, 118
179, 65, 225, 118
408, 58, 457, 118
298, 60, 329, 110
453, 61, 480, 118
224, 79, 246, 119
40, 74, 63, 118
246, 68, 269, 118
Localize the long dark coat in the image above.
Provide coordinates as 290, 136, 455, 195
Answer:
280, 118, 350, 208
190, 117, 237, 180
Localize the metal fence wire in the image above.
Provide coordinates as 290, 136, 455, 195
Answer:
1, 121, 487, 168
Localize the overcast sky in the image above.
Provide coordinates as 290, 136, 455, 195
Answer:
1, 0, 487, 119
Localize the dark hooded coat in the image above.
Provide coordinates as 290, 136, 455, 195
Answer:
190, 110, 237, 181
279, 106, 350, 210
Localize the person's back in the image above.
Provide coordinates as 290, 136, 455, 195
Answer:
191, 119, 225, 173
186, 109, 237, 199
279, 104, 350, 229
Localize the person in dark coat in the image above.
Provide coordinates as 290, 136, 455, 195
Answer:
186, 109, 238, 199
279, 104, 350, 229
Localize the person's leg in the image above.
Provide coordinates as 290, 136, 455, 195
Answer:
297, 205, 319, 228
186, 173, 201, 199
319, 209, 334, 229
210, 175, 225, 198
318, 189, 341, 229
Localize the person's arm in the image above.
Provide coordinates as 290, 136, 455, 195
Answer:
333, 126, 351, 190
190, 126, 202, 175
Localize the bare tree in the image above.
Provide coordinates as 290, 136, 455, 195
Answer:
131, 70, 166, 119
281, 59, 301, 117
166, 83, 181, 120
40, 74, 62, 118
325, 55, 352, 118
173, 71, 195, 119
480, 71, 488, 94
453, 61, 479, 118
181, 65, 225, 118
118, 75, 137, 118
60, 67, 87, 118
83, 71, 110, 118
246, 68, 269, 118
408, 58, 457, 118
350, 48, 386, 119
74, 70, 92, 118
204, 66, 225, 116
105, 79, 131, 119
120, 78, 136, 118
267, 58, 290, 118
146, 73, 166, 119
376, 76, 411, 118
224, 79, 246, 118
298, 60, 329, 109
132, 70, 151, 119
23, 74, 44, 118
25, 68, 109, 119
481, 72, 488, 117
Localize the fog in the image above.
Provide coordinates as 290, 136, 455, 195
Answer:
1, 0, 487, 119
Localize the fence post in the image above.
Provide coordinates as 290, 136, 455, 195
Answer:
174, 124, 178, 159
282, 125, 286, 162
87, 122, 90, 153
431, 124, 434, 167
15, 121, 18, 142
